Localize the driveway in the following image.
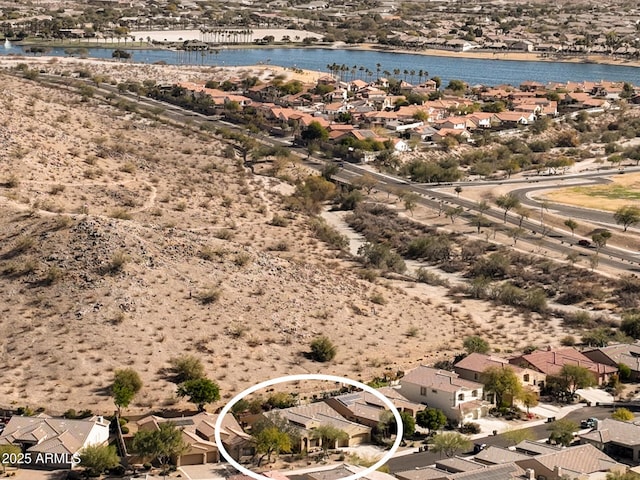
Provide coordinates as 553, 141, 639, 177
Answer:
179, 463, 238, 480
575, 388, 614, 405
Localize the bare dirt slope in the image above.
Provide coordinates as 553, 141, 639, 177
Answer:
0, 67, 565, 415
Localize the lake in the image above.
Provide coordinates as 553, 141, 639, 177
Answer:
3, 43, 639, 87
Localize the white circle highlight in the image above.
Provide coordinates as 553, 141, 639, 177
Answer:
214, 373, 403, 480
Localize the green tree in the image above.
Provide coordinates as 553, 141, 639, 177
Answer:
300, 121, 329, 143
560, 364, 595, 398
311, 425, 349, 456
79, 444, 120, 477
520, 387, 539, 414
402, 192, 420, 215
612, 408, 635, 421
445, 206, 464, 224
0, 445, 21, 474
621, 313, 640, 339
309, 336, 337, 362
547, 419, 578, 447
592, 230, 612, 253
463, 336, 490, 354
416, 407, 447, 432
613, 205, 640, 232
132, 422, 187, 471
400, 411, 416, 437
564, 219, 578, 236
430, 432, 471, 457
111, 368, 143, 415
176, 378, 220, 411
618, 363, 632, 381
353, 173, 378, 194
482, 366, 522, 407
495, 193, 520, 223
254, 426, 292, 466
168, 354, 204, 383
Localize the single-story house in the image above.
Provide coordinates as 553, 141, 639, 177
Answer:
325, 387, 423, 428
0, 414, 110, 470
136, 412, 254, 465
579, 418, 640, 464
513, 443, 625, 480
263, 402, 371, 452
583, 343, 640, 381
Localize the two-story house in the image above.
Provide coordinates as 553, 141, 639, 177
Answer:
399, 366, 492, 423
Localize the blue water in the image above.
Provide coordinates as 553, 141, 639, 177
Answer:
3, 44, 639, 86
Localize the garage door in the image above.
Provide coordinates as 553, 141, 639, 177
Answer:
180, 454, 205, 466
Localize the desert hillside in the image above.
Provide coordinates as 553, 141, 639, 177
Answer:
0, 63, 569, 415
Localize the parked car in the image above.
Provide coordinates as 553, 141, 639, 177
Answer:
580, 417, 598, 429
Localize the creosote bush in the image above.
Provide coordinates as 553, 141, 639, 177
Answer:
309, 336, 337, 362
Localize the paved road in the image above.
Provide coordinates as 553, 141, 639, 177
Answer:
385, 406, 610, 473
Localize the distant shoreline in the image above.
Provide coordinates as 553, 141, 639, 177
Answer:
11, 37, 640, 70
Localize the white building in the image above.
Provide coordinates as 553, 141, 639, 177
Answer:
400, 366, 492, 422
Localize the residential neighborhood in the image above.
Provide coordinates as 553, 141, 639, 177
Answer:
2, 343, 640, 479
2, 2, 640, 480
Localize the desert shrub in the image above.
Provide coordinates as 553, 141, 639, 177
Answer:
169, 355, 205, 383
269, 241, 289, 251
214, 229, 235, 240
470, 252, 510, 279
370, 293, 387, 305
416, 267, 449, 287
107, 250, 129, 274
308, 217, 348, 250
560, 335, 576, 346
234, 252, 252, 266
406, 236, 451, 262
199, 288, 221, 304
459, 422, 480, 434
309, 336, 337, 362
357, 242, 406, 273
270, 214, 289, 227
109, 208, 132, 220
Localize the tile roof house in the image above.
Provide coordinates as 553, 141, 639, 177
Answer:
509, 347, 617, 386
579, 418, 640, 464
307, 464, 396, 480
395, 462, 527, 480
136, 412, 253, 465
325, 387, 424, 427
399, 366, 492, 422
583, 342, 640, 381
0, 414, 110, 469
513, 443, 625, 479
474, 446, 530, 466
454, 352, 546, 393
263, 402, 371, 452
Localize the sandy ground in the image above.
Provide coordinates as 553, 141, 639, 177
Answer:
0, 54, 325, 84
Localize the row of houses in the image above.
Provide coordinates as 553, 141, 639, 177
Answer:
1, 344, 638, 471
174, 75, 632, 155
